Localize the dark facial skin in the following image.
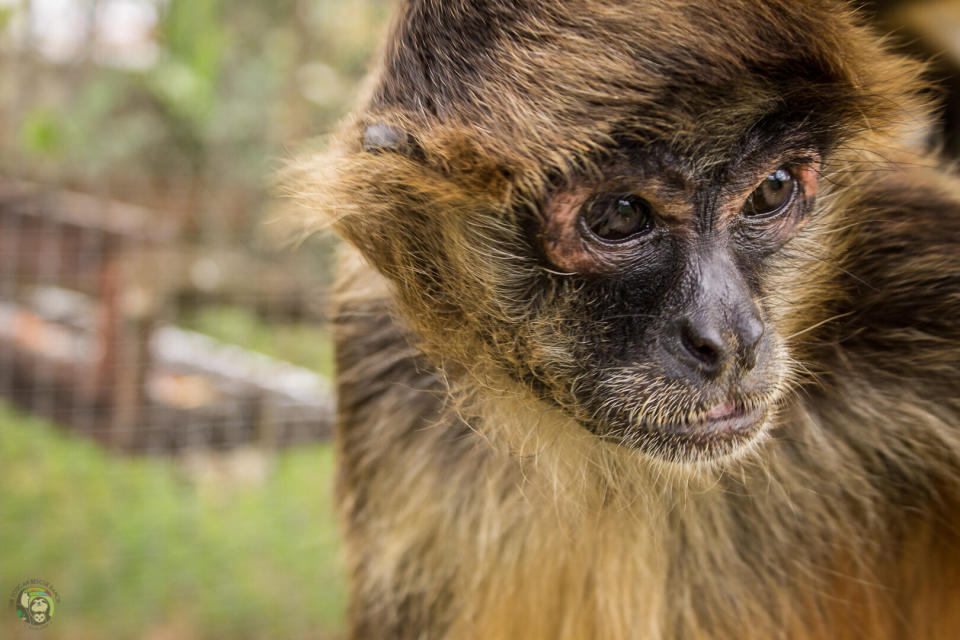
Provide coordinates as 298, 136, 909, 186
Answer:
536, 146, 821, 462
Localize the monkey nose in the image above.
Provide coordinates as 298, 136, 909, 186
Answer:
673, 310, 764, 378
677, 316, 725, 375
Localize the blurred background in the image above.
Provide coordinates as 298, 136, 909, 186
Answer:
0, 0, 956, 638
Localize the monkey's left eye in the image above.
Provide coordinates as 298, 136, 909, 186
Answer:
581, 194, 654, 243
743, 167, 797, 218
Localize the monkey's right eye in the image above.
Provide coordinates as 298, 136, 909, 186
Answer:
581, 194, 654, 243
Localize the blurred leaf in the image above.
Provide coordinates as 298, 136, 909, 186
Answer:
0, 7, 14, 31
20, 108, 65, 158
161, 0, 225, 83
147, 0, 226, 128
149, 59, 216, 125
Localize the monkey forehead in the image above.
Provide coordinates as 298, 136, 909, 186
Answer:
367, 0, 916, 173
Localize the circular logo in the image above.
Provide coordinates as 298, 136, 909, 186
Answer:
10, 580, 59, 629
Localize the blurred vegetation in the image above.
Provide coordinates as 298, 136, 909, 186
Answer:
0, 402, 345, 640
2, 0, 390, 230
0, 3, 377, 635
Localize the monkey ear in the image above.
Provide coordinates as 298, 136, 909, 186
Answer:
278, 121, 443, 252
280, 116, 518, 264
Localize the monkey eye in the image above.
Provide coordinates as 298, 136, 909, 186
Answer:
581, 194, 654, 243
743, 167, 797, 218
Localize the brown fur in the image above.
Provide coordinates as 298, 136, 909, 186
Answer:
288, 1, 960, 637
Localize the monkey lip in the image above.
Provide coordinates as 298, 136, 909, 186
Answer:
656, 400, 766, 441
623, 398, 769, 463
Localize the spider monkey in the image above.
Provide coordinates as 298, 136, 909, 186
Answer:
290, 1, 960, 637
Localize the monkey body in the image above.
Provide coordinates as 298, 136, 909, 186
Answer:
293, 0, 960, 637
334, 176, 960, 638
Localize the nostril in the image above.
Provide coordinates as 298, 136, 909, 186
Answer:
680, 319, 723, 370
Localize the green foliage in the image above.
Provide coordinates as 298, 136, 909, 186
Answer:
0, 404, 345, 639
20, 107, 66, 158
0, 7, 14, 31
149, 0, 225, 128
4, 0, 390, 205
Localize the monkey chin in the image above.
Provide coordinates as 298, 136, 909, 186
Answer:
606, 401, 772, 465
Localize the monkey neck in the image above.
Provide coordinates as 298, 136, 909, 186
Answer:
432, 373, 960, 639
455, 372, 763, 500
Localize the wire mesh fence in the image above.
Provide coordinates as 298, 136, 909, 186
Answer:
0, 0, 386, 454
0, 1, 389, 637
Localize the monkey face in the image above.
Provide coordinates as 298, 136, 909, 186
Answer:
526, 153, 823, 461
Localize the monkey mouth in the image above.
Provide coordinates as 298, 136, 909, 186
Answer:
587, 376, 777, 461
658, 400, 765, 439
633, 399, 770, 461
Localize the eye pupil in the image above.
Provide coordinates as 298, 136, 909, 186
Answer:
583, 194, 653, 242
745, 166, 796, 217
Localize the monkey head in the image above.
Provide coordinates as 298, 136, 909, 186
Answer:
300, 0, 926, 463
